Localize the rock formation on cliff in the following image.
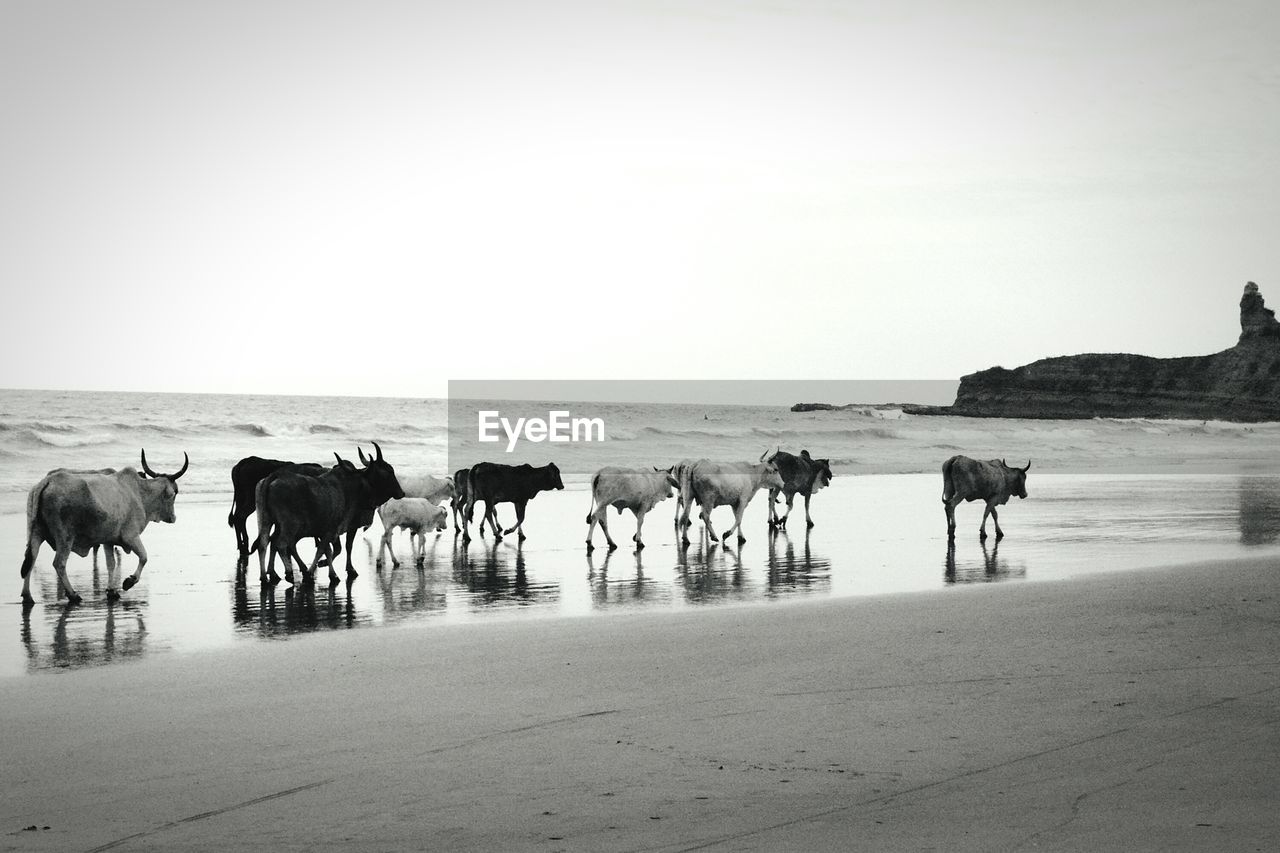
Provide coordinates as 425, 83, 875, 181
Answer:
926, 283, 1280, 421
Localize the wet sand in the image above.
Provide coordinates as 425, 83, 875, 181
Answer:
3, 554, 1277, 851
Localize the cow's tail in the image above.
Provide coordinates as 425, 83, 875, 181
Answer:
253, 479, 273, 552
22, 478, 51, 578
941, 455, 957, 503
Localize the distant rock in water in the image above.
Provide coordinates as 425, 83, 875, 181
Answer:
937, 283, 1280, 421
791, 403, 851, 412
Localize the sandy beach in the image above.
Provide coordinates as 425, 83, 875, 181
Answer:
4, 552, 1277, 852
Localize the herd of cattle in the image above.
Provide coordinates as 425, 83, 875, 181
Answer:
19, 445, 1032, 607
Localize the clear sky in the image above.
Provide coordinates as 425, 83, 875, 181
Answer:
2, 0, 1277, 399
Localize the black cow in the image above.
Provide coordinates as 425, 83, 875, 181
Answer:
451, 466, 476, 532
255, 443, 404, 585
227, 456, 324, 558
462, 462, 564, 543
941, 456, 1030, 540
765, 449, 833, 530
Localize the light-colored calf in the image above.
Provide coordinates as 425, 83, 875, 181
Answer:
377, 498, 448, 568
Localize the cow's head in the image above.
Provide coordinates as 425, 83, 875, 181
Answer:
657, 466, 680, 493
139, 449, 189, 523
358, 442, 405, 502
544, 462, 565, 491
1002, 459, 1031, 499
802, 450, 833, 492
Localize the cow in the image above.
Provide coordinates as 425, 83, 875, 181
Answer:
450, 467, 497, 535
451, 467, 472, 531
671, 459, 697, 528
254, 443, 404, 585
941, 456, 1031, 540
227, 456, 325, 558
361, 472, 454, 539
677, 451, 785, 546
765, 449, 834, 530
45, 467, 133, 567
585, 466, 680, 552
399, 474, 455, 504
377, 498, 448, 568
21, 450, 189, 606
461, 462, 564, 544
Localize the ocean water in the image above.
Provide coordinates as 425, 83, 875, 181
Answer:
3, 388, 1280, 676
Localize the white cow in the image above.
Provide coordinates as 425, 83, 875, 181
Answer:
377, 498, 448, 568
677, 451, 785, 546
398, 474, 455, 504
585, 466, 680, 552
23, 451, 188, 605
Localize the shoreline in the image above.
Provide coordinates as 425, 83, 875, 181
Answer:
4, 554, 1277, 851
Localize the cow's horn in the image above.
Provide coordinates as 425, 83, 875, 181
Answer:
1023, 460, 1031, 472
358, 446, 369, 465
373, 441, 384, 461
141, 449, 188, 480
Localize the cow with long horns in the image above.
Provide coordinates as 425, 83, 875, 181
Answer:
941, 456, 1031, 540
21, 450, 189, 606
254, 443, 403, 585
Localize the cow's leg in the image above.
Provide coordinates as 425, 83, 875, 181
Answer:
51, 544, 82, 605
20, 534, 42, 607
803, 493, 815, 529
378, 527, 392, 568
679, 497, 697, 546
990, 506, 1004, 540
725, 502, 748, 545
979, 502, 993, 540
105, 545, 121, 599
504, 502, 528, 541
233, 508, 249, 558
586, 504, 601, 551
330, 536, 345, 584
488, 504, 503, 542
632, 508, 647, 551
120, 539, 148, 594
597, 507, 617, 552
343, 529, 358, 579
281, 537, 304, 584
700, 501, 719, 543
944, 497, 958, 539
268, 537, 286, 585
256, 525, 273, 584
779, 493, 796, 530
461, 497, 477, 543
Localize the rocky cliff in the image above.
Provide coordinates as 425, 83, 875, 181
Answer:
931, 283, 1280, 421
